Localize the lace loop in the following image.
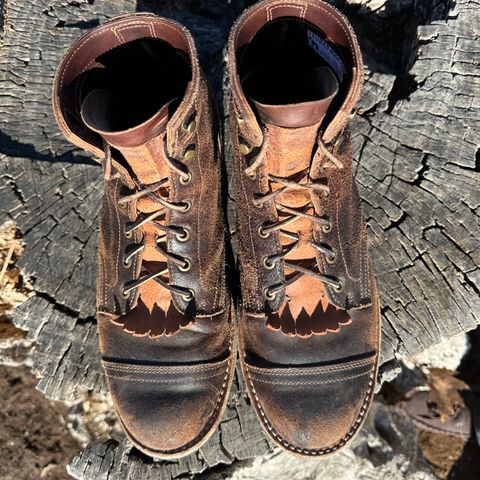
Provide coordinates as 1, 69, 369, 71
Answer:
244, 131, 270, 177
316, 138, 344, 170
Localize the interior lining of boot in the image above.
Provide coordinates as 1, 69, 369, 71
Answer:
77, 38, 191, 133
238, 17, 351, 122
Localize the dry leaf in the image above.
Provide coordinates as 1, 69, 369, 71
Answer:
427, 368, 469, 422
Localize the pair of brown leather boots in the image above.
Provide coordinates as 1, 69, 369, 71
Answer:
53, 0, 380, 460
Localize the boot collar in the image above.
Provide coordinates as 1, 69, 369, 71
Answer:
227, 0, 363, 145
52, 14, 200, 160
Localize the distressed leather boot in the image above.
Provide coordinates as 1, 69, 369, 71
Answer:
228, 0, 380, 456
53, 14, 235, 458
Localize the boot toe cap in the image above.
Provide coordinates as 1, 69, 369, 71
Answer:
244, 354, 377, 456
103, 357, 232, 458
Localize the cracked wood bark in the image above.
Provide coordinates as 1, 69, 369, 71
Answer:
0, 0, 478, 478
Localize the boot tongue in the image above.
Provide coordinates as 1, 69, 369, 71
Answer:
250, 66, 338, 129
250, 67, 339, 319
250, 66, 338, 181
253, 96, 335, 128
81, 89, 175, 185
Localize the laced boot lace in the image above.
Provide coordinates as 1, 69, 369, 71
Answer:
241, 131, 345, 301
101, 138, 195, 302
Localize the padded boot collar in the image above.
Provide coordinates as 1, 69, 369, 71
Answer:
227, 0, 364, 146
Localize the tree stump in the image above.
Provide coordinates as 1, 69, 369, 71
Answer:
0, 0, 479, 478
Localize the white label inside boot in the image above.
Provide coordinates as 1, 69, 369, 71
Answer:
307, 30, 345, 82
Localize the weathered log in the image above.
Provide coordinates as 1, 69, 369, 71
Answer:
0, 0, 479, 478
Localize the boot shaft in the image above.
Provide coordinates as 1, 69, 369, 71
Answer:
227, 0, 371, 314
53, 14, 227, 330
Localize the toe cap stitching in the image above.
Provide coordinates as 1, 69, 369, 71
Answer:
104, 369, 227, 383
245, 363, 376, 456
249, 368, 373, 386
245, 354, 375, 376
102, 358, 229, 374
114, 322, 235, 456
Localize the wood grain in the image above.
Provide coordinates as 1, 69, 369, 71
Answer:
0, 0, 478, 477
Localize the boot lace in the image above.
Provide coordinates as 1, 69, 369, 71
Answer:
242, 130, 344, 301
102, 139, 195, 302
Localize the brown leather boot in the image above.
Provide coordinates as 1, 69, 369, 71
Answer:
227, 0, 380, 456
53, 13, 235, 459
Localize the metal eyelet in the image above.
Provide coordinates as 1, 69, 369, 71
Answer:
322, 222, 332, 234
125, 229, 133, 239
258, 225, 270, 239
175, 228, 190, 242
326, 252, 336, 264
183, 147, 196, 162
323, 190, 330, 199
178, 258, 191, 272
180, 171, 192, 185
247, 170, 257, 180
121, 288, 129, 299
264, 288, 277, 301
181, 200, 192, 212
320, 163, 328, 173
182, 119, 196, 134
262, 256, 275, 270
252, 198, 262, 209
123, 257, 131, 268
239, 142, 253, 155
333, 280, 344, 292
181, 289, 194, 301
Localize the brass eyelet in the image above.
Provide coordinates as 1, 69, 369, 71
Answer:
125, 229, 133, 239
320, 163, 328, 173
326, 252, 336, 264
181, 289, 194, 301
322, 222, 332, 234
333, 280, 344, 292
264, 288, 277, 301
258, 225, 270, 239
178, 258, 191, 272
323, 190, 330, 199
262, 256, 275, 270
252, 199, 262, 209
180, 171, 192, 185
121, 288, 129, 299
181, 200, 192, 212
183, 147, 196, 162
182, 119, 196, 134
123, 258, 131, 268
118, 201, 127, 210
247, 170, 257, 180
239, 142, 253, 155
176, 228, 190, 242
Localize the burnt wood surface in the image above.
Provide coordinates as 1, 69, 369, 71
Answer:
0, 0, 479, 478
